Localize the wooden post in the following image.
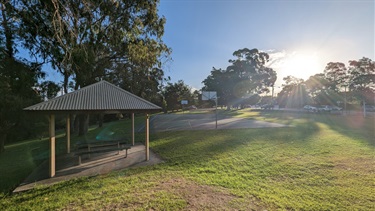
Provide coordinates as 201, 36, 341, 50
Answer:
49, 114, 56, 177
66, 114, 71, 154
145, 113, 149, 161
132, 113, 135, 146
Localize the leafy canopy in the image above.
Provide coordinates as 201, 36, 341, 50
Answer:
202, 48, 276, 107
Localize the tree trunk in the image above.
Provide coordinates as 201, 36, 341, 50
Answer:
63, 72, 69, 94
84, 114, 89, 134
0, 133, 6, 153
78, 114, 89, 136
1, 4, 14, 58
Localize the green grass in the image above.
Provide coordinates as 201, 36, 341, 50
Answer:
0, 111, 374, 210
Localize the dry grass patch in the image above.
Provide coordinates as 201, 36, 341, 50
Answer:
333, 157, 375, 173
152, 177, 265, 210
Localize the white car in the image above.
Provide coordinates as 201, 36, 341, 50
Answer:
318, 105, 332, 112
303, 105, 317, 112
363, 105, 375, 112
331, 106, 342, 111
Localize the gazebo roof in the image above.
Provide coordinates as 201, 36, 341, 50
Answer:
24, 80, 161, 114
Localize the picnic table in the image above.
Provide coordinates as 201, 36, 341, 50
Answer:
75, 138, 131, 165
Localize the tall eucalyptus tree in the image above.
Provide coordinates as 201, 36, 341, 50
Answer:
7, 0, 170, 135
203, 48, 276, 108
0, 2, 46, 152
13, 0, 170, 92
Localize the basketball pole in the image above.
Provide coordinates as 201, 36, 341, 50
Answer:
215, 97, 218, 129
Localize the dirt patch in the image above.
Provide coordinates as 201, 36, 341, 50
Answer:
153, 177, 265, 210
333, 157, 375, 173
98, 177, 267, 210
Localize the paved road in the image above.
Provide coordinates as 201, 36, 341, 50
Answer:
146, 113, 288, 132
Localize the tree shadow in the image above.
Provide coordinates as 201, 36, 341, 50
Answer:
251, 110, 374, 147
10, 175, 98, 204
149, 117, 320, 168
313, 114, 374, 147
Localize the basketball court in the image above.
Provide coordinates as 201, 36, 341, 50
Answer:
144, 113, 288, 133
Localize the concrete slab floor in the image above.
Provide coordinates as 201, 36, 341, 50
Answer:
13, 143, 163, 193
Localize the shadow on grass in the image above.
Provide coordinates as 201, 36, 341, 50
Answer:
314, 114, 374, 147
11, 176, 94, 204
149, 118, 320, 167
228, 109, 374, 147
261, 110, 374, 147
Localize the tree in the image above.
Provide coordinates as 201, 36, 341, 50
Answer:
347, 57, 375, 104
302, 58, 374, 107
0, 2, 46, 152
12, 0, 170, 91
202, 67, 233, 106
305, 73, 344, 106
0, 58, 46, 152
277, 76, 310, 108
192, 90, 200, 106
242, 94, 261, 106
202, 48, 276, 108
324, 62, 348, 91
9, 0, 170, 136
111, 66, 168, 105
162, 80, 193, 112
348, 58, 375, 90
228, 48, 277, 97
38, 81, 61, 100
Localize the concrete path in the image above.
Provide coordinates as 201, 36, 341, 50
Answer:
13, 143, 163, 193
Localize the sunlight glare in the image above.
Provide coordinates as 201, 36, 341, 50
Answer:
281, 52, 322, 80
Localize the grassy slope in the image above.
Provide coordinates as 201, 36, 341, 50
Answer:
0, 111, 374, 210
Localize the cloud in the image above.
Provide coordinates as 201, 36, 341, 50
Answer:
266, 50, 288, 69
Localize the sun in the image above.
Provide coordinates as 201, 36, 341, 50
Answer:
280, 52, 322, 80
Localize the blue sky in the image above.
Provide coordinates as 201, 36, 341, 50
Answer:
158, 0, 374, 91
21, 0, 374, 93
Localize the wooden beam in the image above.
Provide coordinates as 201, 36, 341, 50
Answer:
132, 113, 135, 146
145, 113, 149, 161
49, 114, 56, 177
66, 114, 71, 154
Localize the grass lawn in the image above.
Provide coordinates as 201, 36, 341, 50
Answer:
0, 111, 374, 210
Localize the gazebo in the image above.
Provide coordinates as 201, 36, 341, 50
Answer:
24, 80, 161, 178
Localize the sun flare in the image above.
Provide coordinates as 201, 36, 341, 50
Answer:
280, 52, 322, 80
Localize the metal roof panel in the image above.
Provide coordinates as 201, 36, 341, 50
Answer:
24, 80, 161, 112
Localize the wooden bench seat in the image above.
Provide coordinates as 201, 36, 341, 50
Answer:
76, 139, 129, 150
75, 140, 131, 165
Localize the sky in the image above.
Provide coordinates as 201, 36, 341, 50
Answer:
158, 0, 374, 92
21, 0, 374, 94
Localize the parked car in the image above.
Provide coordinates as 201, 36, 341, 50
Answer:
303, 105, 312, 110
188, 105, 197, 110
363, 105, 375, 112
317, 105, 332, 112
303, 105, 317, 112
331, 106, 342, 111
261, 104, 274, 110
